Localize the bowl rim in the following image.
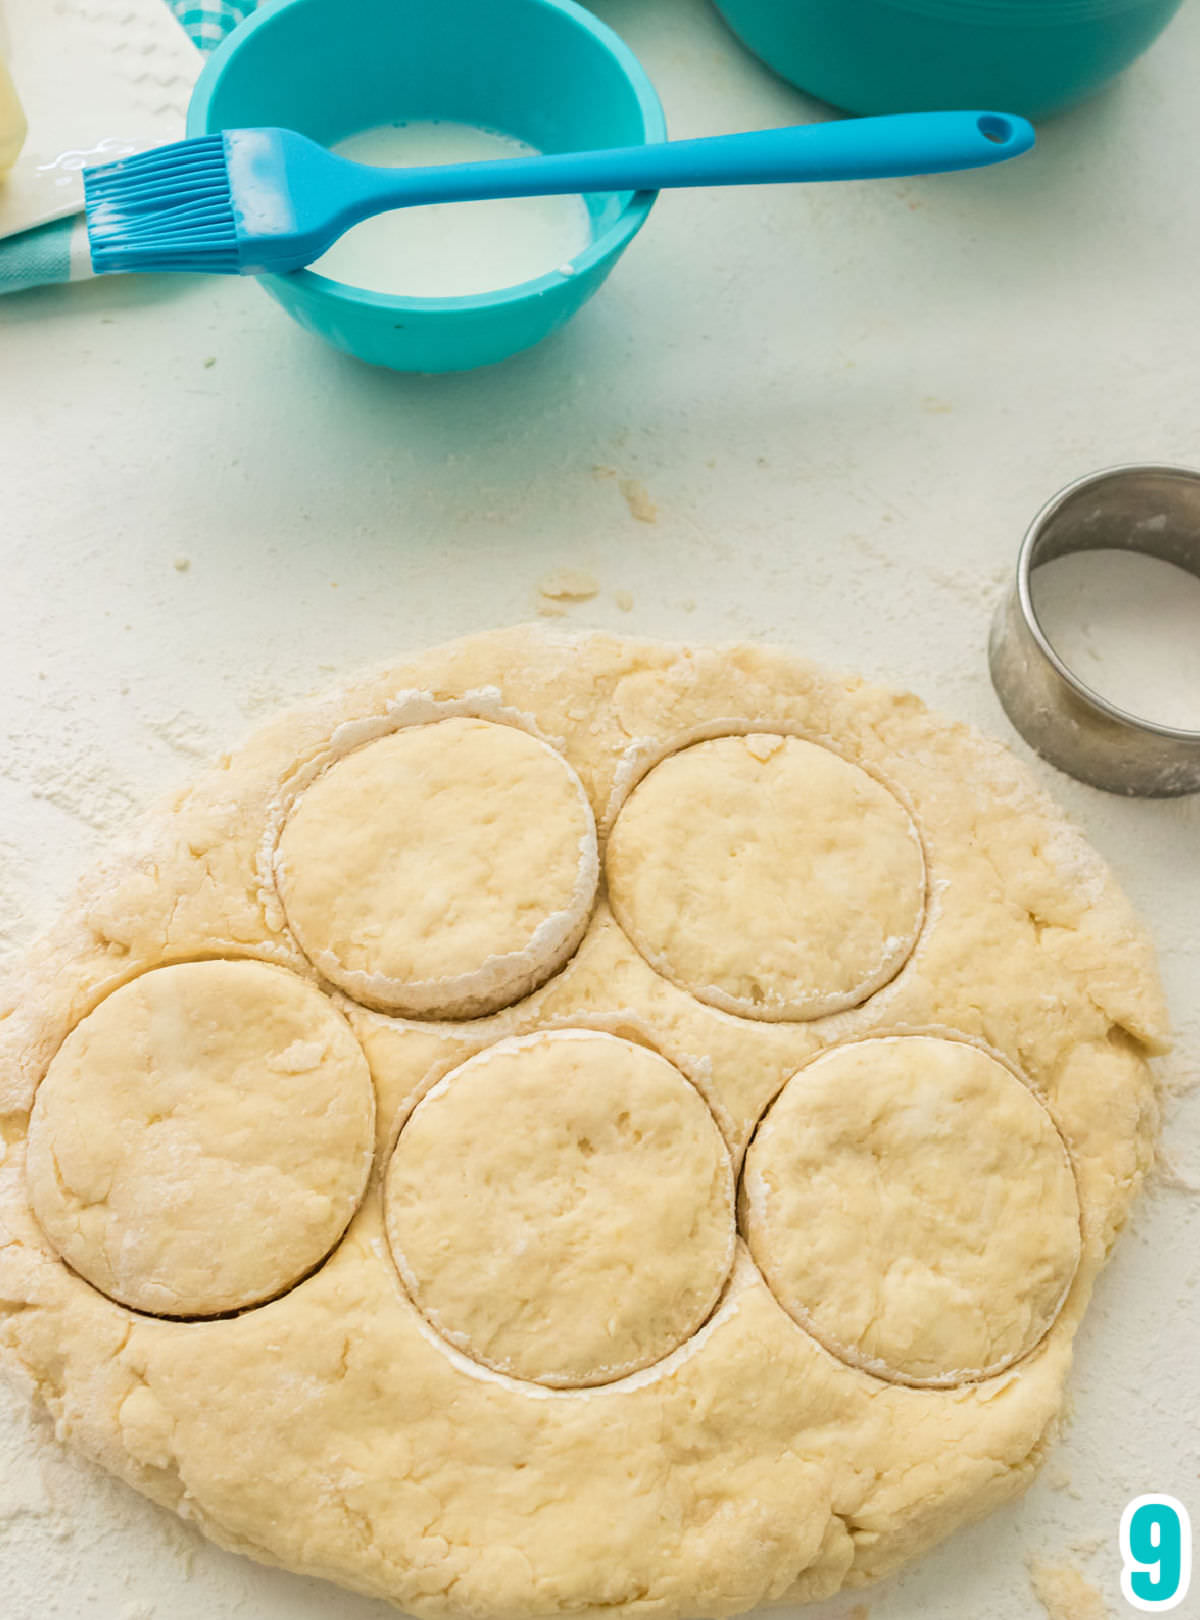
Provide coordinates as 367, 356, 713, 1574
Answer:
186, 0, 667, 314
713, 0, 1180, 23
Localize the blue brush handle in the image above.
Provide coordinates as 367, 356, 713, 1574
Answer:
336, 111, 1034, 218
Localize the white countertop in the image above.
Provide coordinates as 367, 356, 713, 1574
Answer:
2, 2, 1198, 1615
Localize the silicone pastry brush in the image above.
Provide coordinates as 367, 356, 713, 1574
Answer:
82, 110, 1034, 276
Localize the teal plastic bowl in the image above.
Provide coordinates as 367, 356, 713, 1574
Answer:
711, 0, 1185, 120
187, 0, 665, 372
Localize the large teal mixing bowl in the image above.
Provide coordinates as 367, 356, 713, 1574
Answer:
188, 0, 665, 372
711, 0, 1185, 120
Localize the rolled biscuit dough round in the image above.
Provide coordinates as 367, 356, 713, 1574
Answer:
606, 733, 925, 1020
0, 628, 1167, 1620
385, 1029, 735, 1387
741, 1036, 1082, 1386
26, 959, 375, 1318
275, 716, 598, 1018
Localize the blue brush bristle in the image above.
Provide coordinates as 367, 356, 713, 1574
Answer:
84, 134, 241, 274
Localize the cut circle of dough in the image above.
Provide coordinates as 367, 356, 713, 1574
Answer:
384, 1029, 736, 1387
275, 717, 599, 1019
26, 959, 376, 1318
606, 733, 926, 1020
741, 1035, 1082, 1386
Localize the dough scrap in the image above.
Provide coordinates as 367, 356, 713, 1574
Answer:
385, 1029, 735, 1387
1029, 1560, 1110, 1620
0, 628, 1167, 1620
606, 734, 925, 1019
275, 716, 598, 1018
25, 959, 375, 1318
741, 1036, 1081, 1385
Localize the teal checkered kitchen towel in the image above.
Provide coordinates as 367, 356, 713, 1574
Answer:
169, 1, 257, 50
0, 0, 258, 296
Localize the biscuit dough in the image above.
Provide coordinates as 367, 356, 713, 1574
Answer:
26, 959, 375, 1318
0, 628, 1167, 1620
275, 716, 598, 1018
741, 1036, 1082, 1386
385, 1029, 735, 1387
606, 734, 925, 1019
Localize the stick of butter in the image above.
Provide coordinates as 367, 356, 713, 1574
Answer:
0, 53, 26, 175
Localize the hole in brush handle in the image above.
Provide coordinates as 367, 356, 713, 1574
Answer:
977, 115, 1015, 145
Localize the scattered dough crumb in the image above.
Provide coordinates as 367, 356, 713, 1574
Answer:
539, 570, 600, 601
1045, 1464, 1073, 1492
203, 356, 216, 368
1071, 1535, 1106, 1559
536, 598, 568, 618
615, 590, 634, 613
744, 733, 785, 762
681, 597, 696, 613
619, 477, 657, 524
1029, 1561, 1109, 1620
173, 556, 191, 572
592, 464, 616, 480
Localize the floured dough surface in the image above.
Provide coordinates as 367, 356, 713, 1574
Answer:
25, 959, 375, 1318
741, 1037, 1081, 1386
275, 716, 598, 1018
0, 628, 1166, 1620
385, 1030, 735, 1386
606, 734, 925, 1019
